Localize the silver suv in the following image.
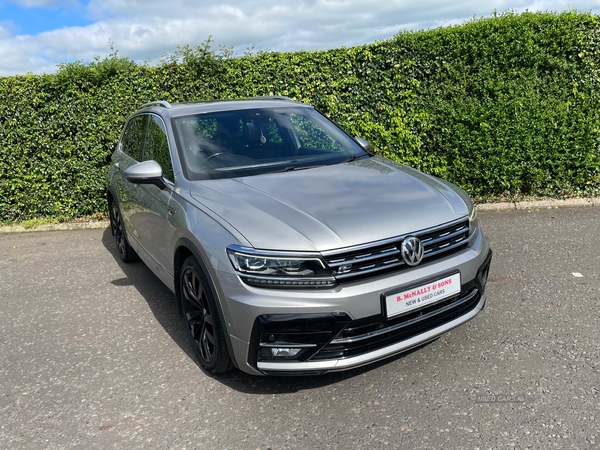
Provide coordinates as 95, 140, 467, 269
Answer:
107, 97, 492, 376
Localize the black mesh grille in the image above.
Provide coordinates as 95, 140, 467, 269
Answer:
323, 218, 469, 283
309, 287, 480, 361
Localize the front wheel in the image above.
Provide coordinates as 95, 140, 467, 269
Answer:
180, 256, 232, 374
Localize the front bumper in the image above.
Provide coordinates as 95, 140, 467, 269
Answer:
257, 290, 486, 375
217, 231, 491, 375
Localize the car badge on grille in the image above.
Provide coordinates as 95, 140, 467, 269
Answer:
401, 236, 424, 266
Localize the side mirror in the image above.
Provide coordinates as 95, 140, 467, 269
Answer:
125, 160, 166, 189
354, 137, 372, 153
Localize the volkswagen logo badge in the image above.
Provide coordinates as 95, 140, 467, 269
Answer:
401, 236, 424, 266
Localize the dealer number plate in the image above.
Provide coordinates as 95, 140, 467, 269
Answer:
386, 273, 461, 319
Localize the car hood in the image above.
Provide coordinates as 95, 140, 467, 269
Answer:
189, 156, 470, 252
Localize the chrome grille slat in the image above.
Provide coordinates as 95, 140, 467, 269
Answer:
423, 241, 465, 259
326, 247, 399, 268
334, 260, 405, 279
324, 217, 469, 282
420, 226, 467, 247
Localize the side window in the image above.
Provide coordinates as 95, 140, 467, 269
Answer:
144, 116, 174, 182
121, 115, 147, 162
289, 114, 345, 152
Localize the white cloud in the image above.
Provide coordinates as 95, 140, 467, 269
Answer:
0, 22, 14, 39
2, 0, 600, 76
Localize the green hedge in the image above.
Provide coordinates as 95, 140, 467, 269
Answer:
1, 11, 600, 223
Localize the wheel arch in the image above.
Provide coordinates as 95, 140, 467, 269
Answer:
173, 238, 239, 369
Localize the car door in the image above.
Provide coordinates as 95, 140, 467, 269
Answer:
131, 114, 177, 284
141, 114, 175, 276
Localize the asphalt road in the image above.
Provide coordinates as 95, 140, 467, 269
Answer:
1, 207, 599, 449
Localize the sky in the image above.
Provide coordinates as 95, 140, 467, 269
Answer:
1, 0, 600, 76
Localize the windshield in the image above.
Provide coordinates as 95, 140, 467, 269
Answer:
172, 106, 368, 180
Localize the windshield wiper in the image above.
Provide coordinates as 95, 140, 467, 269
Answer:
275, 165, 321, 173
344, 153, 372, 163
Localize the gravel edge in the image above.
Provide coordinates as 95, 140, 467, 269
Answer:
0, 220, 111, 234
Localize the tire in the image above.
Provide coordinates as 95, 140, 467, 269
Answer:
109, 200, 137, 263
180, 256, 232, 374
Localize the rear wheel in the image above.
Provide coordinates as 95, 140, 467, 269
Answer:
180, 256, 232, 374
109, 200, 137, 263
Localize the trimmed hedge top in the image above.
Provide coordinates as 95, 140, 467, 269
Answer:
1, 11, 600, 223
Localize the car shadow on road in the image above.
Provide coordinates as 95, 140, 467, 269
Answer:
101, 228, 196, 362
101, 228, 429, 394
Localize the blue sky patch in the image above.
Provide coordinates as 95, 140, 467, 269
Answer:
0, 1, 92, 36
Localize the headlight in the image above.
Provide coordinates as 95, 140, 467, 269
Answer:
468, 206, 479, 238
227, 245, 336, 288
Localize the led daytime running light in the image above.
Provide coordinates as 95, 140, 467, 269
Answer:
227, 246, 336, 288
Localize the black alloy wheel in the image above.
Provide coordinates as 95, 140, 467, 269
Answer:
180, 256, 232, 374
110, 200, 137, 263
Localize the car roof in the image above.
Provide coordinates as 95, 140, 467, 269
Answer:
136, 97, 313, 118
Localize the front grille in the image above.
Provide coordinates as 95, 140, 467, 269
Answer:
323, 217, 469, 282
309, 286, 480, 361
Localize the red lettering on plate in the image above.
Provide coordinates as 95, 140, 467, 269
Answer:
438, 278, 452, 288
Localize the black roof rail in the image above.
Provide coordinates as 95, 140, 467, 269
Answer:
140, 100, 172, 109
246, 96, 295, 102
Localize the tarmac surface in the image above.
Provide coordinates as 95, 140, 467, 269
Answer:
1, 207, 599, 449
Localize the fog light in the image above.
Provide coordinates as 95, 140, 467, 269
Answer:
270, 347, 302, 357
